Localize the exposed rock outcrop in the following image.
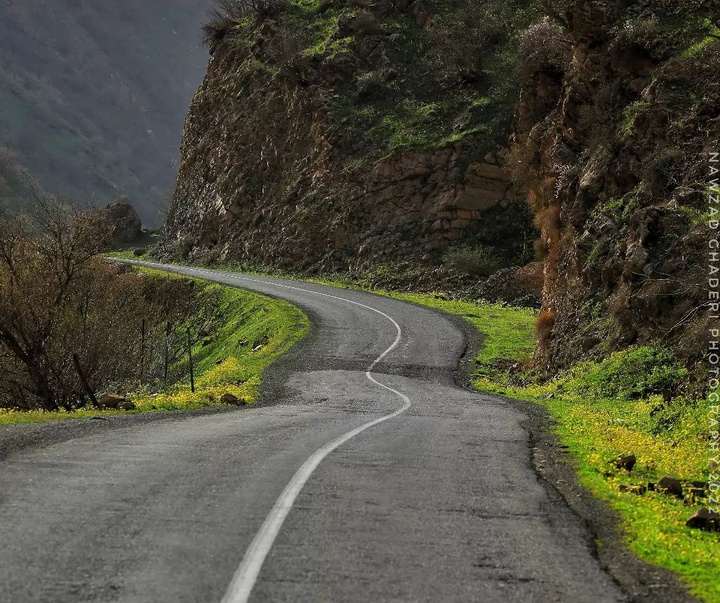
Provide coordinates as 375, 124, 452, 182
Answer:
165, 2, 535, 274
513, 1, 718, 371
103, 198, 142, 244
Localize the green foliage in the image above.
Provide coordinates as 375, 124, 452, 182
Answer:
256, 0, 537, 160
442, 245, 505, 277
389, 293, 537, 370
620, 101, 652, 140
570, 346, 688, 400
682, 19, 720, 57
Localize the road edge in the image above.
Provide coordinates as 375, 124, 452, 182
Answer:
438, 306, 698, 603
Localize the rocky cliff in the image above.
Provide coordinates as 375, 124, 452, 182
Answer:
166, 0, 717, 376
513, 0, 718, 372
165, 1, 536, 274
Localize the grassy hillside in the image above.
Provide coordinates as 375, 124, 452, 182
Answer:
0, 0, 212, 223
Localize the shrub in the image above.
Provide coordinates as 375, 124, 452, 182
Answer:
443, 246, 504, 277
570, 346, 688, 400
0, 203, 221, 411
518, 17, 571, 77
202, 0, 289, 47
354, 71, 385, 102
536, 309, 556, 347
352, 12, 381, 36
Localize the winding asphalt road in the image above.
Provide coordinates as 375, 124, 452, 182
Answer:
0, 263, 625, 603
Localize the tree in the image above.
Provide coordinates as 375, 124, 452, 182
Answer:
0, 201, 146, 410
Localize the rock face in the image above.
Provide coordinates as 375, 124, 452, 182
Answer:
103, 198, 142, 245
165, 2, 534, 274
513, 1, 718, 370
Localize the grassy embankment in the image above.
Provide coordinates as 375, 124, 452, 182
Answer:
0, 268, 309, 426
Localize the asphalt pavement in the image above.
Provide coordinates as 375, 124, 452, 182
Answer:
0, 263, 626, 602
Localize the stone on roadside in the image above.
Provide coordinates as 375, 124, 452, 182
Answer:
689, 487, 706, 500
220, 393, 246, 406
98, 393, 130, 410
612, 455, 636, 472
657, 475, 683, 498
686, 508, 720, 532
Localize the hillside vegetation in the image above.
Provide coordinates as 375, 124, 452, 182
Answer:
0, 0, 211, 223
513, 0, 718, 372
0, 147, 47, 214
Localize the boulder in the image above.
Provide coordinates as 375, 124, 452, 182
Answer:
686, 508, 720, 532
689, 487, 707, 500
98, 393, 130, 410
220, 393, 246, 406
612, 455, 636, 472
657, 475, 683, 498
103, 197, 142, 244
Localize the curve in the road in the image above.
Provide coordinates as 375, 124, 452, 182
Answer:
0, 260, 631, 603
220, 276, 411, 603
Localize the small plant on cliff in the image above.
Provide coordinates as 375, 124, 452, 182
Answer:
443, 245, 504, 277
202, 0, 289, 47
518, 17, 571, 77
535, 310, 555, 349
569, 346, 688, 401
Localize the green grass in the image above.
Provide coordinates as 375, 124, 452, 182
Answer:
104, 232, 160, 259
681, 19, 720, 58
385, 292, 536, 368
0, 269, 309, 426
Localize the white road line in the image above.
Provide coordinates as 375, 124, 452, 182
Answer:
122, 261, 412, 603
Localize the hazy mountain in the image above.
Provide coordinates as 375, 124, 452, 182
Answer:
0, 0, 212, 225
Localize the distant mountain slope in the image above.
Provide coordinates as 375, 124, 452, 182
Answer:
0, 0, 211, 224
0, 147, 47, 214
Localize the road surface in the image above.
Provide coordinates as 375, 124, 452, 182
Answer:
0, 263, 625, 602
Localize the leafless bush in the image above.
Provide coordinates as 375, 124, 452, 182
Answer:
0, 202, 221, 411
519, 17, 571, 77
443, 246, 504, 277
